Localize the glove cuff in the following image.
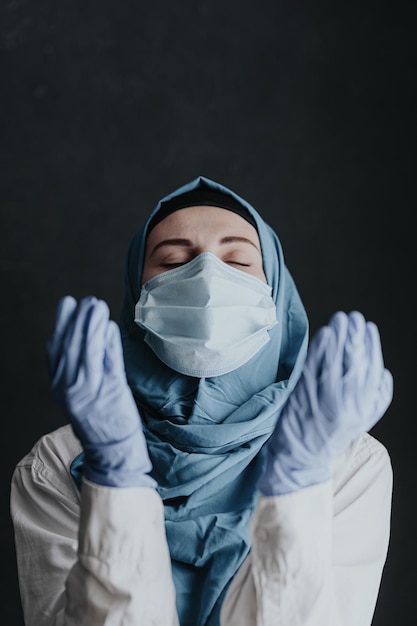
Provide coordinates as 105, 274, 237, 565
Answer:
257, 453, 331, 496
82, 428, 157, 489
84, 465, 157, 489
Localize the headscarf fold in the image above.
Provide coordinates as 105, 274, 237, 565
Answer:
118, 176, 309, 626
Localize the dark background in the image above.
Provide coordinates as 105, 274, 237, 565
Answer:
1, 1, 415, 624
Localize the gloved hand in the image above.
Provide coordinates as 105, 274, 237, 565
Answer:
46, 295, 156, 489
258, 311, 393, 496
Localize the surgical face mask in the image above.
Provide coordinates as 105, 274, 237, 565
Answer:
134, 252, 278, 377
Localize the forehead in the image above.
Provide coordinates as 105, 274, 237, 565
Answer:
146, 205, 260, 243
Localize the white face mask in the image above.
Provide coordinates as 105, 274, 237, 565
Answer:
134, 252, 278, 378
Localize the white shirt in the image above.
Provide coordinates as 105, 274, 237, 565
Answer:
10, 425, 392, 626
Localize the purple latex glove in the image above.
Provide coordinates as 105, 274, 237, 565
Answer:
47, 295, 156, 489
258, 311, 393, 496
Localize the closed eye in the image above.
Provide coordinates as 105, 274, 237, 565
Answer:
228, 261, 251, 267
160, 262, 188, 268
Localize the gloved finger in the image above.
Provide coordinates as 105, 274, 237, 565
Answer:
364, 321, 385, 391
104, 320, 127, 383
46, 296, 78, 377
50, 299, 92, 390
59, 296, 100, 388
365, 368, 394, 430
321, 311, 349, 382
303, 324, 332, 378
344, 311, 366, 364
76, 299, 111, 390
343, 311, 367, 375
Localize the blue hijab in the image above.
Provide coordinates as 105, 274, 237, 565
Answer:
116, 176, 309, 625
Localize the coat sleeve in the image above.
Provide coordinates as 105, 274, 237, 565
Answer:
220, 432, 393, 626
10, 427, 178, 626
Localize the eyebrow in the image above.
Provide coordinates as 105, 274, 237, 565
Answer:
149, 236, 261, 256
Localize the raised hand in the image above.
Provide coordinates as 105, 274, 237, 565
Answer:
258, 311, 393, 496
47, 295, 156, 488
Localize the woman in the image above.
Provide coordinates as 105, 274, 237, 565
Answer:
11, 176, 393, 626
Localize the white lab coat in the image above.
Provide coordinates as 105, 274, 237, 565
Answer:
10, 425, 392, 626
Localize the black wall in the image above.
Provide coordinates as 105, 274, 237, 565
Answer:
1, 2, 415, 624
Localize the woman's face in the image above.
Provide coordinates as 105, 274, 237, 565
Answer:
142, 205, 266, 284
